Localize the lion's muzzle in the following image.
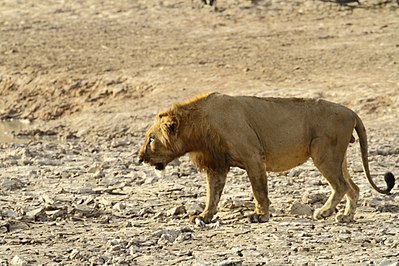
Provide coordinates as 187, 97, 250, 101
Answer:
137, 150, 146, 165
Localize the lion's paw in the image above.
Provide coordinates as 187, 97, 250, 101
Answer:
248, 213, 269, 223
188, 215, 210, 227
313, 208, 334, 220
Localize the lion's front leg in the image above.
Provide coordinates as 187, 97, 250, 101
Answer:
246, 162, 270, 223
189, 169, 227, 224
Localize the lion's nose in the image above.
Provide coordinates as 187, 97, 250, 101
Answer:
138, 154, 144, 164
137, 148, 145, 164
137, 152, 144, 164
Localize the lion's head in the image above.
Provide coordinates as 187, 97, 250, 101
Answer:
138, 93, 229, 172
138, 111, 185, 171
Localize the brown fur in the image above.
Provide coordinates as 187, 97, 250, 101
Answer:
138, 92, 395, 224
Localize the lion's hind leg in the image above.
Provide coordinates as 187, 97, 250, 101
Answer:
335, 156, 360, 222
311, 138, 350, 221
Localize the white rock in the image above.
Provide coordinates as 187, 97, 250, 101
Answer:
45, 209, 66, 220
10, 255, 28, 266
26, 207, 45, 220
379, 259, 399, 266
112, 202, 126, 212
69, 249, 80, 259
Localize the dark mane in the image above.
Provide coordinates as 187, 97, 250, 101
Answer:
168, 92, 229, 173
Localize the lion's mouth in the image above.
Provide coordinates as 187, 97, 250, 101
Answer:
154, 163, 165, 171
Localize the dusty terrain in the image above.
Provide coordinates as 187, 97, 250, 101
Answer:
0, 0, 399, 265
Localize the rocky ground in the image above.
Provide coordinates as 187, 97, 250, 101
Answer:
0, 0, 399, 265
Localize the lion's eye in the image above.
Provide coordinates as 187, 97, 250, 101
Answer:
148, 136, 155, 146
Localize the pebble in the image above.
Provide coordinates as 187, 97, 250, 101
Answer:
379, 259, 399, 266
3, 209, 19, 218
218, 259, 243, 266
10, 255, 28, 266
37, 159, 62, 166
156, 229, 181, 245
69, 249, 80, 259
87, 163, 102, 173
288, 168, 304, 177
301, 192, 326, 204
45, 209, 66, 220
138, 208, 154, 217
26, 207, 45, 220
2, 177, 25, 191
167, 205, 187, 216
113, 202, 126, 212
73, 205, 100, 218
154, 227, 194, 245
187, 202, 204, 215
289, 201, 313, 216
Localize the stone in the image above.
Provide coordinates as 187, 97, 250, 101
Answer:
0, 221, 10, 233
167, 205, 187, 216
87, 163, 102, 173
288, 168, 304, 177
26, 207, 45, 220
10, 255, 28, 266
379, 259, 399, 266
218, 259, 243, 266
138, 208, 154, 217
289, 201, 313, 216
112, 202, 126, 212
156, 229, 181, 245
3, 209, 19, 218
2, 177, 25, 191
129, 243, 141, 255
39, 194, 55, 205
45, 209, 66, 220
69, 249, 80, 259
111, 139, 128, 148
144, 175, 158, 184
301, 192, 326, 204
155, 227, 193, 245
37, 160, 62, 166
187, 202, 204, 216
73, 205, 100, 218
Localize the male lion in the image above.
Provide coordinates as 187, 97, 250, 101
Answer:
138, 92, 395, 223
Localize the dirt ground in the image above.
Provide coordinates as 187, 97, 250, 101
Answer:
0, 0, 399, 265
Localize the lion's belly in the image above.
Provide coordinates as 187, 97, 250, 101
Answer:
264, 145, 311, 172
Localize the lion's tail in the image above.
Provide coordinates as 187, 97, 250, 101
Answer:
354, 113, 395, 194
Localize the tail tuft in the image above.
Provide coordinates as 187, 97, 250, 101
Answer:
384, 172, 395, 193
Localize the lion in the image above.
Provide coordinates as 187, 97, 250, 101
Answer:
138, 92, 395, 224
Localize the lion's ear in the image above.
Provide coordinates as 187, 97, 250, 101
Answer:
160, 115, 179, 136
